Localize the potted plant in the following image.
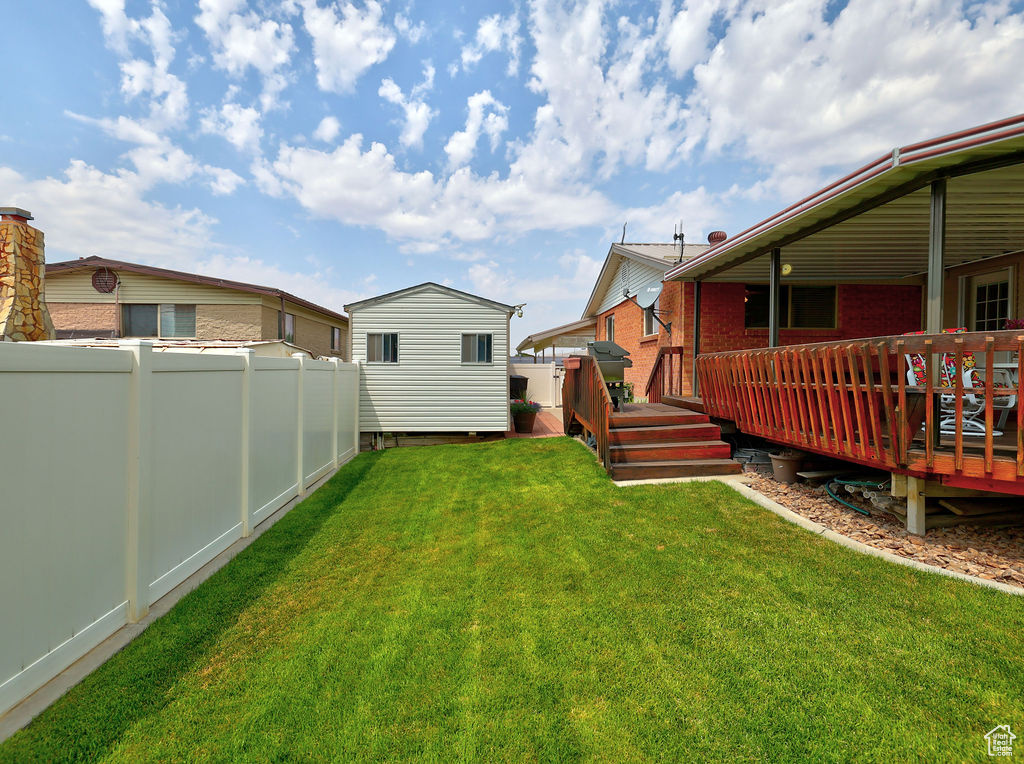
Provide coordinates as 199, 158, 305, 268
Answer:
511, 399, 542, 433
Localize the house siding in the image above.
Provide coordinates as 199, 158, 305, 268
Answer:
596, 258, 665, 315
45, 270, 260, 304
350, 287, 510, 432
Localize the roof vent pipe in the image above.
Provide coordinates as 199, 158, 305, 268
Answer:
707, 230, 727, 246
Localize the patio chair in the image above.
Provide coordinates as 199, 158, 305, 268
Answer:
904, 329, 1016, 437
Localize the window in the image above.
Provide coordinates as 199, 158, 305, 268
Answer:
605, 314, 615, 343
367, 332, 398, 363
743, 285, 836, 329
122, 304, 195, 338
643, 297, 660, 336
331, 326, 342, 352
461, 333, 493, 363
279, 311, 295, 343
969, 271, 1011, 331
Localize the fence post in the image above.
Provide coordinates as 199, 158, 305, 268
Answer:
239, 349, 254, 537
124, 340, 153, 622
295, 353, 306, 497
331, 357, 340, 470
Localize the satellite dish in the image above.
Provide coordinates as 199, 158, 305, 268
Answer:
636, 281, 662, 309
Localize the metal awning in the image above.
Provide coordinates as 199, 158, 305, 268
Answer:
667, 114, 1024, 283
516, 317, 596, 354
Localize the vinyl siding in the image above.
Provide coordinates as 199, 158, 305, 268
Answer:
350, 287, 510, 432
46, 270, 261, 304
596, 258, 665, 314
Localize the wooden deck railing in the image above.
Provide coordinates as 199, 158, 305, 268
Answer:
562, 355, 613, 471
696, 330, 1024, 494
645, 346, 687, 403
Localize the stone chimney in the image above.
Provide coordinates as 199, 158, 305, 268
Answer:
0, 208, 56, 341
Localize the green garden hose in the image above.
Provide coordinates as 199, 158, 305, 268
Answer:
823, 474, 889, 516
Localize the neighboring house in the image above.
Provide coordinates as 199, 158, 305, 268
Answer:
44, 256, 349, 359
345, 283, 515, 433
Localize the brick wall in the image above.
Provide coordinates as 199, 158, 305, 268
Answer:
48, 302, 118, 338
596, 280, 922, 399
195, 304, 263, 341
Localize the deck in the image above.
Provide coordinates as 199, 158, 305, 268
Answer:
692, 330, 1024, 497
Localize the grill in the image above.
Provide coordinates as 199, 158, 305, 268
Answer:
587, 340, 632, 410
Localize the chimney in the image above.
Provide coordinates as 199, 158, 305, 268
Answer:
0, 208, 56, 341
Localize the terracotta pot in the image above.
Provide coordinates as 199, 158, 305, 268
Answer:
513, 410, 538, 433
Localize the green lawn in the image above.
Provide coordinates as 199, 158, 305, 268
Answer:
3, 438, 1022, 762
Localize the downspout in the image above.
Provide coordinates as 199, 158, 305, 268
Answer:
279, 294, 286, 340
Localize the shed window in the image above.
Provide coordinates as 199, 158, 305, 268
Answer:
462, 333, 493, 363
122, 304, 195, 338
744, 285, 836, 329
367, 332, 398, 363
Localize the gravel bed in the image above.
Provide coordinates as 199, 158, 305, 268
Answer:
746, 472, 1024, 590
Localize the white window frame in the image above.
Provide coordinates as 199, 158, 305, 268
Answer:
331, 326, 342, 352
461, 332, 494, 364
122, 303, 197, 339
961, 267, 1014, 332
605, 314, 614, 343
643, 297, 660, 337
366, 332, 399, 363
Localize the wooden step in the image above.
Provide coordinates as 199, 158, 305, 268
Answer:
609, 423, 721, 445
610, 440, 732, 463
662, 395, 705, 413
611, 459, 742, 480
609, 412, 709, 428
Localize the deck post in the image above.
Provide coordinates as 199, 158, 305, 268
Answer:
926, 180, 946, 333
769, 248, 781, 348
692, 279, 701, 395
906, 475, 927, 535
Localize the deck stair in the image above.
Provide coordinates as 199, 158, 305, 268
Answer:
608, 403, 741, 480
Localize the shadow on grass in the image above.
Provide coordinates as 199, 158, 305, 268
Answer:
0, 453, 381, 764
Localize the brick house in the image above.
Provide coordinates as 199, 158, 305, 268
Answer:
581, 242, 925, 399
45, 256, 349, 359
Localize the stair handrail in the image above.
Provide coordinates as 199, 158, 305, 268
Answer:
645, 346, 686, 403
563, 355, 613, 471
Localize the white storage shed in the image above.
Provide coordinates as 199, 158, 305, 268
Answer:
345, 283, 515, 433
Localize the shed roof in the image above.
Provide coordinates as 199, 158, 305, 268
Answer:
344, 282, 515, 314
47, 256, 348, 323
666, 114, 1024, 283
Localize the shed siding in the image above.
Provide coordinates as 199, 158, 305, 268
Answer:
596, 258, 664, 314
351, 288, 509, 432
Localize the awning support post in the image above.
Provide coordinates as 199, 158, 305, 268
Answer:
769, 248, 781, 348
692, 280, 701, 396
926, 179, 946, 333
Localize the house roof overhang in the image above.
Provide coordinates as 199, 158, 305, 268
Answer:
515, 317, 597, 354
666, 114, 1024, 284
47, 256, 349, 323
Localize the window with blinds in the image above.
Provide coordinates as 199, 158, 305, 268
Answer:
367, 332, 398, 363
122, 304, 195, 337
461, 333, 493, 363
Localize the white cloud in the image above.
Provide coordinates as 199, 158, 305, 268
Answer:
204, 165, 246, 195
378, 63, 436, 149
395, 12, 427, 44
301, 0, 395, 93
444, 91, 508, 168
200, 102, 264, 152
313, 115, 341, 142
459, 12, 521, 76
682, 1, 1024, 197
195, 0, 295, 110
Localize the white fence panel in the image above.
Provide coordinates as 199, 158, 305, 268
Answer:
0, 344, 133, 716
509, 362, 563, 407
336, 362, 359, 463
0, 342, 361, 718
148, 353, 246, 603
250, 357, 300, 525
302, 359, 334, 486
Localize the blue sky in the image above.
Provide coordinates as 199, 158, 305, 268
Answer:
5, 0, 1024, 344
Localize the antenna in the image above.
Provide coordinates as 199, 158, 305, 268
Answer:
673, 221, 685, 263
621, 221, 627, 244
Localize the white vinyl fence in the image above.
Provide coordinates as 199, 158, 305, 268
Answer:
0, 341, 359, 717
509, 362, 564, 408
